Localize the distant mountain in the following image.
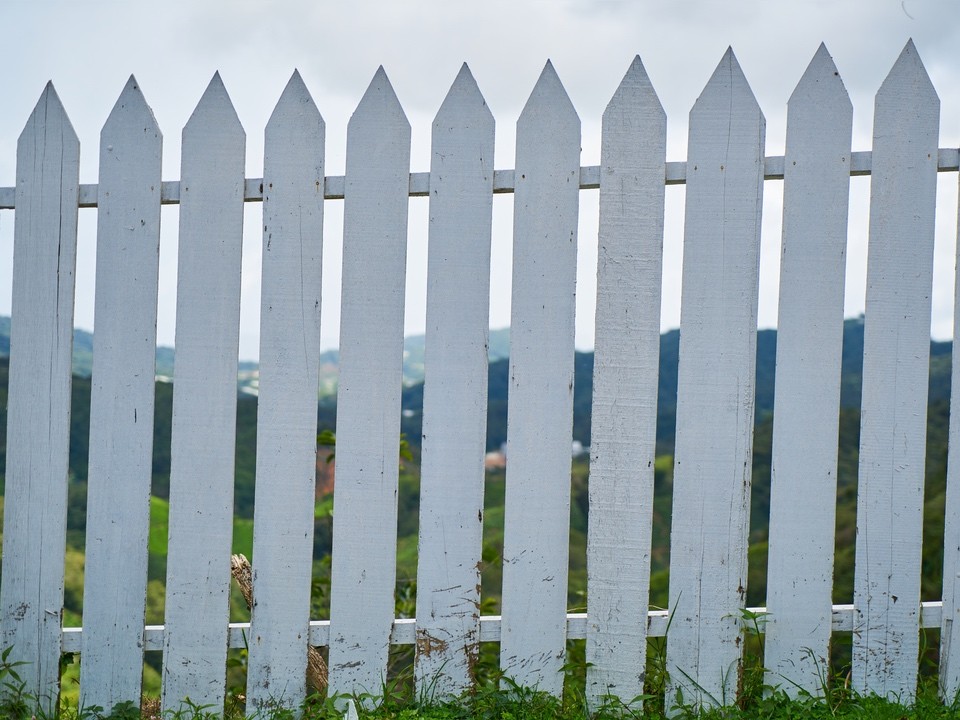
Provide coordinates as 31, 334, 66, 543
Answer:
400, 316, 954, 453
0, 314, 952, 463
0, 316, 98, 375
0, 318, 512, 396
0, 317, 168, 380
315, 327, 511, 393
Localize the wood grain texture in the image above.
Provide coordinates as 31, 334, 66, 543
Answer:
852, 40, 940, 702
499, 61, 580, 696
0, 83, 79, 714
160, 74, 246, 714
763, 45, 852, 697
414, 64, 495, 699
585, 55, 665, 708
326, 67, 411, 701
80, 77, 163, 714
665, 48, 765, 712
245, 71, 326, 713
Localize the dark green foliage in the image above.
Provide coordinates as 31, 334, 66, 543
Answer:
233, 394, 258, 518
456, 350, 596, 454
150, 380, 173, 499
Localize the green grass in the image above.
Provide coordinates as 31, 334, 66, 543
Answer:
3, 636, 960, 720
147, 496, 254, 560
4, 681, 960, 720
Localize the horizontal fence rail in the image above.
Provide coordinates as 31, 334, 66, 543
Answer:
58, 602, 949, 654
1, 40, 960, 717
1, 149, 959, 209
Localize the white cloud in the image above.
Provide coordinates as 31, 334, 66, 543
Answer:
0, 0, 957, 356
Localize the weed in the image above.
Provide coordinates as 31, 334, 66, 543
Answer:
7, 634, 960, 719
99, 701, 141, 720
736, 607, 770, 709
3, 675, 960, 719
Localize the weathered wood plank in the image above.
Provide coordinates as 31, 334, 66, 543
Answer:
327, 67, 411, 700
413, 64, 494, 699
665, 48, 765, 712
79, 76, 163, 714
245, 71, 325, 713
499, 61, 580, 696
585, 55, 665, 708
852, 40, 939, 702
160, 73, 246, 714
0, 82, 79, 715
763, 45, 852, 697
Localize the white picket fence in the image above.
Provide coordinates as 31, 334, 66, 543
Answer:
0, 40, 959, 716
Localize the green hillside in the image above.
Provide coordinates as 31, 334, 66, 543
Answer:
401, 316, 953, 453
0, 317, 953, 679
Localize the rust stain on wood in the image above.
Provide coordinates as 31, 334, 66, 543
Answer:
416, 629, 449, 658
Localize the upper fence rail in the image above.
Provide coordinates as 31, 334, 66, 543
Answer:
1, 149, 959, 209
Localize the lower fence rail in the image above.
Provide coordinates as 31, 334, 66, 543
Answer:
58, 602, 945, 654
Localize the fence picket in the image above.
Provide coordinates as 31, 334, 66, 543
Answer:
0, 83, 79, 714
79, 76, 163, 714
413, 64, 494, 699
585, 56, 665, 708
245, 71, 325, 712
852, 40, 940, 702
327, 68, 411, 700
666, 49, 765, 711
160, 74, 246, 714
941, 149, 960, 700
499, 61, 580, 696
763, 45, 852, 696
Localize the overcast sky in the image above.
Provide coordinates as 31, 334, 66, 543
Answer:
1, 0, 958, 358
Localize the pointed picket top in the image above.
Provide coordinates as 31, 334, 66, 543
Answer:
267, 69, 323, 134
876, 39, 939, 109
414, 58, 494, 699
434, 63, 494, 130
667, 43, 765, 711
4, 75, 80, 714
328, 59, 411, 702
349, 66, 409, 134
184, 72, 243, 138
519, 60, 579, 127
161, 66, 246, 714
500, 55, 580, 697
851, 36, 938, 704
789, 43, 851, 113
762, 40, 852, 700
691, 47, 761, 121
20, 81, 78, 149
604, 55, 665, 125
586, 50, 665, 710
102, 75, 161, 141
